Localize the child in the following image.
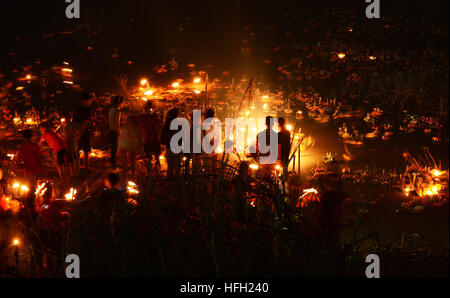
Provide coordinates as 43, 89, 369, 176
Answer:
39, 123, 66, 181
64, 113, 81, 178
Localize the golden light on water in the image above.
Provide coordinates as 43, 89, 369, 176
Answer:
144, 89, 154, 96
249, 164, 259, 170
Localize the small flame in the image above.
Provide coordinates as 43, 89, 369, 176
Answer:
65, 188, 77, 201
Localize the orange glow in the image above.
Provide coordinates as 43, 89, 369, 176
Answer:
432, 169, 444, 177
12, 238, 20, 246
171, 82, 180, 88
337, 53, 346, 59
140, 79, 148, 86
144, 89, 154, 96
249, 164, 259, 170
65, 188, 77, 201
193, 77, 201, 84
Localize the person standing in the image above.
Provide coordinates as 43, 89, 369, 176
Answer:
277, 117, 291, 174
134, 101, 162, 174
64, 112, 81, 179
17, 129, 42, 179
39, 123, 66, 181
107, 96, 122, 168
74, 93, 94, 169
161, 108, 182, 178
117, 110, 141, 181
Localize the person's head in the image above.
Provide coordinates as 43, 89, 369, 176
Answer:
21, 129, 34, 140
278, 117, 286, 129
112, 95, 123, 107
105, 172, 120, 189
265, 116, 274, 129
205, 107, 215, 119
166, 107, 179, 122
39, 122, 51, 134
81, 93, 94, 107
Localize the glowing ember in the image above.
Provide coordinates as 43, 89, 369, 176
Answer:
337, 53, 346, 59
140, 79, 148, 85
171, 82, 180, 88
193, 77, 201, 83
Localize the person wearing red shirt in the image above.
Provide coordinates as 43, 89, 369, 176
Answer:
39, 123, 66, 180
17, 129, 42, 177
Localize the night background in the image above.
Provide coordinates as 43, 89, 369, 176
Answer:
0, 0, 448, 282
